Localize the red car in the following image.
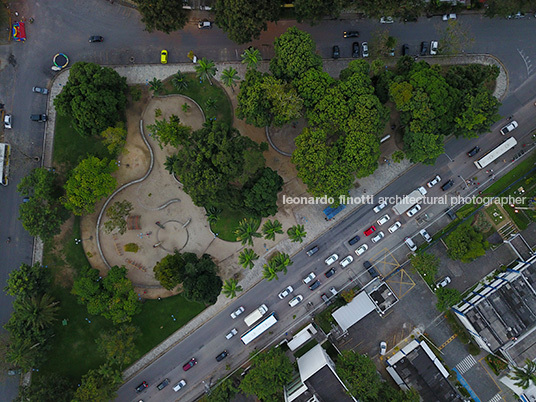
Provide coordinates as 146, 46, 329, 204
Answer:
183, 358, 197, 371
364, 226, 377, 236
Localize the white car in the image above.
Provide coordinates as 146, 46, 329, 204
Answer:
388, 221, 401, 234
430, 40, 438, 55
427, 175, 441, 188
442, 13, 457, 21
373, 202, 387, 213
303, 272, 316, 284
376, 214, 390, 226
225, 328, 238, 340
436, 276, 451, 288
325, 254, 339, 265
329, 287, 338, 296
173, 379, 187, 392
380, 16, 394, 24
500, 120, 518, 135
420, 229, 432, 243
289, 295, 303, 307
339, 255, 354, 268
355, 244, 369, 256
371, 231, 385, 243
230, 306, 245, 319
380, 341, 387, 355
362, 42, 369, 58
4, 114, 12, 129
406, 204, 422, 217
278, 286, 293, 299
404, 237, 417, 252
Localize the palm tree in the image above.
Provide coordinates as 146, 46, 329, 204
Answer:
164, 154, 179, 174
205, 97, 217, 111
205, 206, 222, 225
241, 47, 262, 70
238, 248, 259, 269
234, 218, 261, 246
262, 219, 283, 241
222, 278, 243, 299
18, 293, 59, 331
195, 57, 217, 85
172, 70, 189, 91
148, 77, 163, 95
262, 262, 279, 281
271, 252, 293, 275
221, 67, 240, 92
510, 359, 536, 389
287, 224, 307, 243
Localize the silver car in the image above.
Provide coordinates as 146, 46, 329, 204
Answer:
278, 286, 293, 299
371, 231, 385, 243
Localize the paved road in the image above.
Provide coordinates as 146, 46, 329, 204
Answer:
1, 1, 536, 400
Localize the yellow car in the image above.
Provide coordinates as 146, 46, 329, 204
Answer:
161, 49, 168, 64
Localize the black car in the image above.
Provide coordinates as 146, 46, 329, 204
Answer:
325, 268, 336, 278
309, 280, 321, 290
306, 246, 319, 256
157, 378, 170, 390
348, 235, 360, 245
343, 31, 359, 38
216, 350, 228, 362
420, 41, 429, 56
441, 179, 454, 191
89, 35, 103, 43
321, 293, 332, 306
352, 42, 360, 58
402, 44, 409, 56
135, 381, 148, 393
30, 114, 47, 122
332, 45, 340, 59
363, 261, 380, 278
467, 146, 480, 157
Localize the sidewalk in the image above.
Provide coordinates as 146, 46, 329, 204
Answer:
33, 53, 509, 381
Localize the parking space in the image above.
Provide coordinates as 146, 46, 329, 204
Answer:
385, 268, 416, 299
367, 248, 400, 277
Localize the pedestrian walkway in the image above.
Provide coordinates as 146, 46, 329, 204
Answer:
488, 393, 503, 402
455, 354, 478, 374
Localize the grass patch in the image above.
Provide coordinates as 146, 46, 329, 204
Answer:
53, 114, 114, 172
164, 72, 233, 127
485, 354, 508, 375
293, 339, 318, 358
210, 206, 260, 242
314, 297, 346, 333
124, 243, 139, 253
323, 341, 340, 362
485, 204, 506, 225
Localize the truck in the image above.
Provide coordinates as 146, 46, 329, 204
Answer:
392, 186, 427, 215
244, 304, 268, 327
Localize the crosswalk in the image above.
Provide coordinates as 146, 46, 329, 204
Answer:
488, 393, 503, 402
455, 354, 477, 374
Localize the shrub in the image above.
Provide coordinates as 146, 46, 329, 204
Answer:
124, 243, 139, 253
468, 342, 480, 356
155, 108, 162, 118
341, 289, 355, 303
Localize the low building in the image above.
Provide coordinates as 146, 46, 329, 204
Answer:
288, 324, 318, 352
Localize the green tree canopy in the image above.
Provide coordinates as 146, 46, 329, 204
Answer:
436, 287, 462, 312
72, 266, 141, 324
97, 325, 138, 370
63, 156, 118, 216
4, 262, 51, 299
100, 122, 127, 156
445, 224, 488, 262
53, 62, 127, 137
510, 359, 536, 389
214, 0, 281, 44
243, 168, 284, 217
73, 366, 120, 402
15, 373, 74, 402
336, 351, 382, 400
134, 0, 188, 34
293, 0, 346, 24
147, 114, 192, 149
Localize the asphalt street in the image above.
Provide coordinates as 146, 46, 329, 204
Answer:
1, 1, 536, 400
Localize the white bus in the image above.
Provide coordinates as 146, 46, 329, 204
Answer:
0, 143, 11, 186
474, 138, 517, 169
241, 313, 278, 345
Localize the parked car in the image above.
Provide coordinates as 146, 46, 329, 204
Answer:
173, 379, 187, 392
306, 246, 319, 256
160, 49, 168, 64
289, 295, 303, 307
380, 16, 394, 24
198, 20, 212, 29
362, 42, 369, 57
332, 45, 340, 59
402, 44, 410, 56
32, 86, 48, 94
355, 244, 369, 256
309, 280, 321, 290
325, 254, 339, 265
427, 175, 441, 188
371, 231, 385, 243
404, 237, 417, 252
340, 255, 353, 268
388, 221, 401, 234
303, 272, 316, 284
430, 40, 438, 55
4, 114, 12, 129
441, 179, 454, 191
380, 341, 387, 355
325, 268, 336, 278
321, 293, 331, 306
230, 306, 245, 319
278, 286, 293, 299
348, 235, 360, 245
373, 202, 387, 213
500, 120, 518, 135
157, 378, 170, 390
352, 41, 360, 58
445, 208, 457, 220
364, 260, 380, 278
135, 381, 148, 393
442, 13, 457, 21
364, 225, 376, 236
420, 41, 428, 56
30, 114, 47, 122
329, 287, 338, 296
436, 276, 451, 288
225, 328, 238, 340
420, 229, 432, 243
407, 204, 422, 217
215, 350, 228, 362
182, 358, 197, 371
467, 146, 480, 157
377, 214, 390, 226
343, 31, 359, 38
88, 35, 103, 43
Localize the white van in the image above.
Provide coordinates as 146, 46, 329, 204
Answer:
173, 379, 186, 392
404, 237, 417, 252
419, 229, 432, 243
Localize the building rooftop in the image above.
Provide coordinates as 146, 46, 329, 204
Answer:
305, 365, 354, 402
